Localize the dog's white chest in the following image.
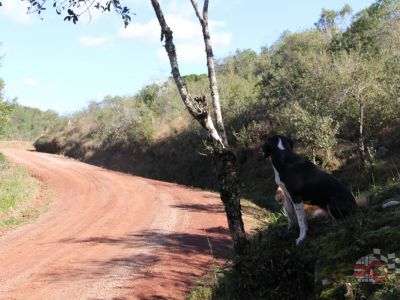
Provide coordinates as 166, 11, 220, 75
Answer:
272, 165, 283, 186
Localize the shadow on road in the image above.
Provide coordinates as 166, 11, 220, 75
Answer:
42, 227, 231, 298
169, 203, 224, 213
59, 227, 230, 259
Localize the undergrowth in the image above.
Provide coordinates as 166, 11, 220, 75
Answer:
189, 182, 400, 300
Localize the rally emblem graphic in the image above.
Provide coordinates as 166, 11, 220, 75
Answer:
354, 249, 400, 284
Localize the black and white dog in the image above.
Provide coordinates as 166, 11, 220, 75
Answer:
261, 135, 357, 245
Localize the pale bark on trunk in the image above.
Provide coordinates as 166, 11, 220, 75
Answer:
358, 100, 366, 168
190, 0, 228, 146
151, 0, 247, 254
150, 0, 223, 147
354, 86, 366, 169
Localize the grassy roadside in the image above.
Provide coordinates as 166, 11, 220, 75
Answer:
0, 152, 49, 232
187, 199, 272, 300
188, 183, 400, 300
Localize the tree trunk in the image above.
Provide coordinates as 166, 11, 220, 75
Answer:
151, 0, 247, 254
358, 100, 366, 169
311, 148, 316, 164
190, 0, 228, 145
216, 148, 247, 253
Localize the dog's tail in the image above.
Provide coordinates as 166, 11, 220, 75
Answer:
327, 194, 357, 219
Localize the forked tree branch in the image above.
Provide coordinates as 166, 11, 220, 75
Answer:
190, 0, 228, 146
151, 0, 247, 254
203, 0, 209, 19
151, 0, 224, 147
191, 0, 203, 21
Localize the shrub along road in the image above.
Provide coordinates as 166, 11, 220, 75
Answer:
0, 148, 231, 299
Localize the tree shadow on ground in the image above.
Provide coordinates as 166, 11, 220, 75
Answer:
59, 228, 231, 260
40, 227, 231, 299
169, 203, 224, 213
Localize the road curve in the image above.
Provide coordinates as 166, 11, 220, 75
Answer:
0, 149, 231, 299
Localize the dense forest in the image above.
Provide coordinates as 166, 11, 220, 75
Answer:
2, 0, 400, 298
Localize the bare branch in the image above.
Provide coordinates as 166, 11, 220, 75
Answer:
203, 0, 209, 20
20, 0, 133, 27
27, 0, 47, 15
78, 0, 97, 22
190, 0, 203, 22
190, 0, 228, 145
151, 0, 224, 148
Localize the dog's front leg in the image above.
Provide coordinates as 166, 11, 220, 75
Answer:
293, 202, 308, 245
278, 185, 296, 230
283, 193, 296, 230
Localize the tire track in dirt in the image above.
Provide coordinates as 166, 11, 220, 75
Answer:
0, 149, 231, 299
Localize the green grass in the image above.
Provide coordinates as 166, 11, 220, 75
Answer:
188, 282, 214, 300
0, 152, 40, 228
189, 182, 400, 300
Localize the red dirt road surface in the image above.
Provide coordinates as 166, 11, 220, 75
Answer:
0, 149, 231, 299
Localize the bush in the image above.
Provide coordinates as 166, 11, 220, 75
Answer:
279, 102, 339, 165
34, 136, 63, 154
0, 152, 7, 168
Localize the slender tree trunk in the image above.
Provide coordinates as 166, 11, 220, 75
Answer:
151, 0, 247, 254
311, 148, 316, 164
216, 148, 247, 252
190, 0, 228, 145
358, 99, 366, 169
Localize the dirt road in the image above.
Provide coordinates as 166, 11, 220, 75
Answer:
0, 149, 231, 299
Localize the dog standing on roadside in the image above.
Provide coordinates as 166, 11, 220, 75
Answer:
261, 135, 357, 245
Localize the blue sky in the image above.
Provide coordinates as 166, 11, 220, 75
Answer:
0, 0, 375, 114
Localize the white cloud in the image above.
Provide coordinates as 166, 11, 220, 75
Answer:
118, 19, 159, 41
23, 77, 39, 87
125, 0, 150, 6
211, 31, 232, 47
79, 36, 111, 47
167, 0, 193, 17
0, 2, 32, 24
118, 14, 204, 42
118, 13, 232, 65
156, 42, 205, 65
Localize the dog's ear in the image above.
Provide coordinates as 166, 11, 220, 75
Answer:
288, 138, 294, 149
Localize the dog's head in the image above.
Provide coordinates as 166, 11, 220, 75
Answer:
261, 135, 294, 158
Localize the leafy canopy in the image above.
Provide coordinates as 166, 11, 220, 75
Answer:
0, 0, 133, 27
